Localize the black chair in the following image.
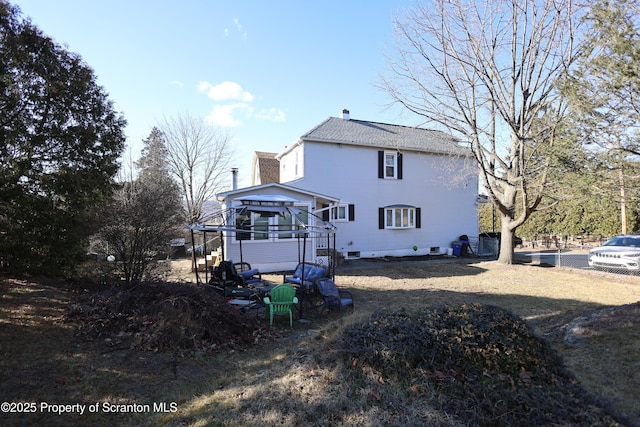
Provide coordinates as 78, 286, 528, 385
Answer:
315, 278, 354, 315
233, 262, 262, 286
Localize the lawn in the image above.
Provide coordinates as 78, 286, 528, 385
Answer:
0, 257, 639, 426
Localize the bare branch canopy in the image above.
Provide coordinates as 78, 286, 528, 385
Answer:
158, 113, 235, 225
382, 0, 584, 263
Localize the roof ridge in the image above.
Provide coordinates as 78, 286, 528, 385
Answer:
331, 116, 451, 134
296, 115, 467, 155
255, 151, 277, 158
300, 117, 333, 138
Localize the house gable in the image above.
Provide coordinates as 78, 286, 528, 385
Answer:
217, 182, 338, 205
251, 151, 280, 186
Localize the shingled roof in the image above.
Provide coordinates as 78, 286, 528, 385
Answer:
252, 151, 280, 184
298, 116, 470, 156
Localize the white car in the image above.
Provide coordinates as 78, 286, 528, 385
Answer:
588, 235, 640, 272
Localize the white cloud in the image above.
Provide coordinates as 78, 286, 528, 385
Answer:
223, 19, 246, 40
255, 107, 286, 122
205, 103, 253, 127
234, 18, 247, 40
170, 80, 184, 87
198, 81, 254, 102
198, 81, 284, 127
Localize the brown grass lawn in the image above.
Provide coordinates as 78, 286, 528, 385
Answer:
1, 257, 639, 426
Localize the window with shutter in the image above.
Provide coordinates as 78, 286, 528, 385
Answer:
378, 205, 420, 229
331, 204, 355, 222
378, 150, 403, 180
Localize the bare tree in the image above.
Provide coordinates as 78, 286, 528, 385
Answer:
382, 0, 583, 263
158, 113, 234, 225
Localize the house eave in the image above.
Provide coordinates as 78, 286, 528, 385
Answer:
216, 182, 340, 204
298, 136, 473, 157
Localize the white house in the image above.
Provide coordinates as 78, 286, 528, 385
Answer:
276, 109, 479, 259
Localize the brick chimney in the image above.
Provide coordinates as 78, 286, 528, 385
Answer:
340, 109, 350, 120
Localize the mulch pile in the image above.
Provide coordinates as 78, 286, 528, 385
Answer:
338, 303, 627, 426
66, 281, 280, 354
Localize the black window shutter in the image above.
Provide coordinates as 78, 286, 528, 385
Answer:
348, 204, 355, 221
322, 204, 329, 221
397, 153, 403, 179
378, 151, 384, 178
416, 207, 421, 229
378, 208, 385, 229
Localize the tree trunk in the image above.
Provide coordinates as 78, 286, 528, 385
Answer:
497, 216, 515, 264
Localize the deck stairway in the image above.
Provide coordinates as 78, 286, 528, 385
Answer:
194, 250, 221, 272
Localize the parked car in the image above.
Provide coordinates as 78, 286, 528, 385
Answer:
588, 235, 640, 272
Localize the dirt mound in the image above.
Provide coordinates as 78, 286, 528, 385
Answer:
66, 281, 279, 354
337, 304, 625, 426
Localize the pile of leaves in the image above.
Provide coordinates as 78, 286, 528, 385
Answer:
67, 280, 277, 354
337, 303, 625, 426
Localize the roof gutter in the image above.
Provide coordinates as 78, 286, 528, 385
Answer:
275, 138, 303, 160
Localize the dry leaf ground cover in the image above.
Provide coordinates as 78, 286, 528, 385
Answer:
0, 255, 639, 426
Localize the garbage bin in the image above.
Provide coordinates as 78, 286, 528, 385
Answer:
452, 241, 462, 257
458, 235, 470, 256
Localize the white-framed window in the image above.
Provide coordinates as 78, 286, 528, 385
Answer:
331, 204, 348, 222
385, 207, 414, 228
253, 214, 269, 240
384, 152, 397, 179
235, 205, 309, 241
379, 205, 420, 230
276, 208, 308, 240
378, 150, 403, 180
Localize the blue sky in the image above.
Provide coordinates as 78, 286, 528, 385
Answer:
15, 0, 415, 188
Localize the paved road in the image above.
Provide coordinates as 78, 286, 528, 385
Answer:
337, 251, 639, 277
516, 251, 590, 269
516, 250, 640, 277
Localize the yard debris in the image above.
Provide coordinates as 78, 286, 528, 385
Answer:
336, 303, 627, 426
66, 280, 281, 354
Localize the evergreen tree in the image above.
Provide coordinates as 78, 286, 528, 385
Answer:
0, 2, 126, 274
136, 127, 170, 179
560, 0, 640, 234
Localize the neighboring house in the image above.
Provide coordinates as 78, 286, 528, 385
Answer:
250, 151, 280, 185
276, 109, 478, 259
215, 182, 339, 272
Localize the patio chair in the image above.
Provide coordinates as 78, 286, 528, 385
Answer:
283, 262, 327, 291
233, 262, 262, 286
315, 278, 354, 315
263, 284, 298, 327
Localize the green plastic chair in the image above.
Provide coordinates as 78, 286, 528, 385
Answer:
263, 284, 298, 327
